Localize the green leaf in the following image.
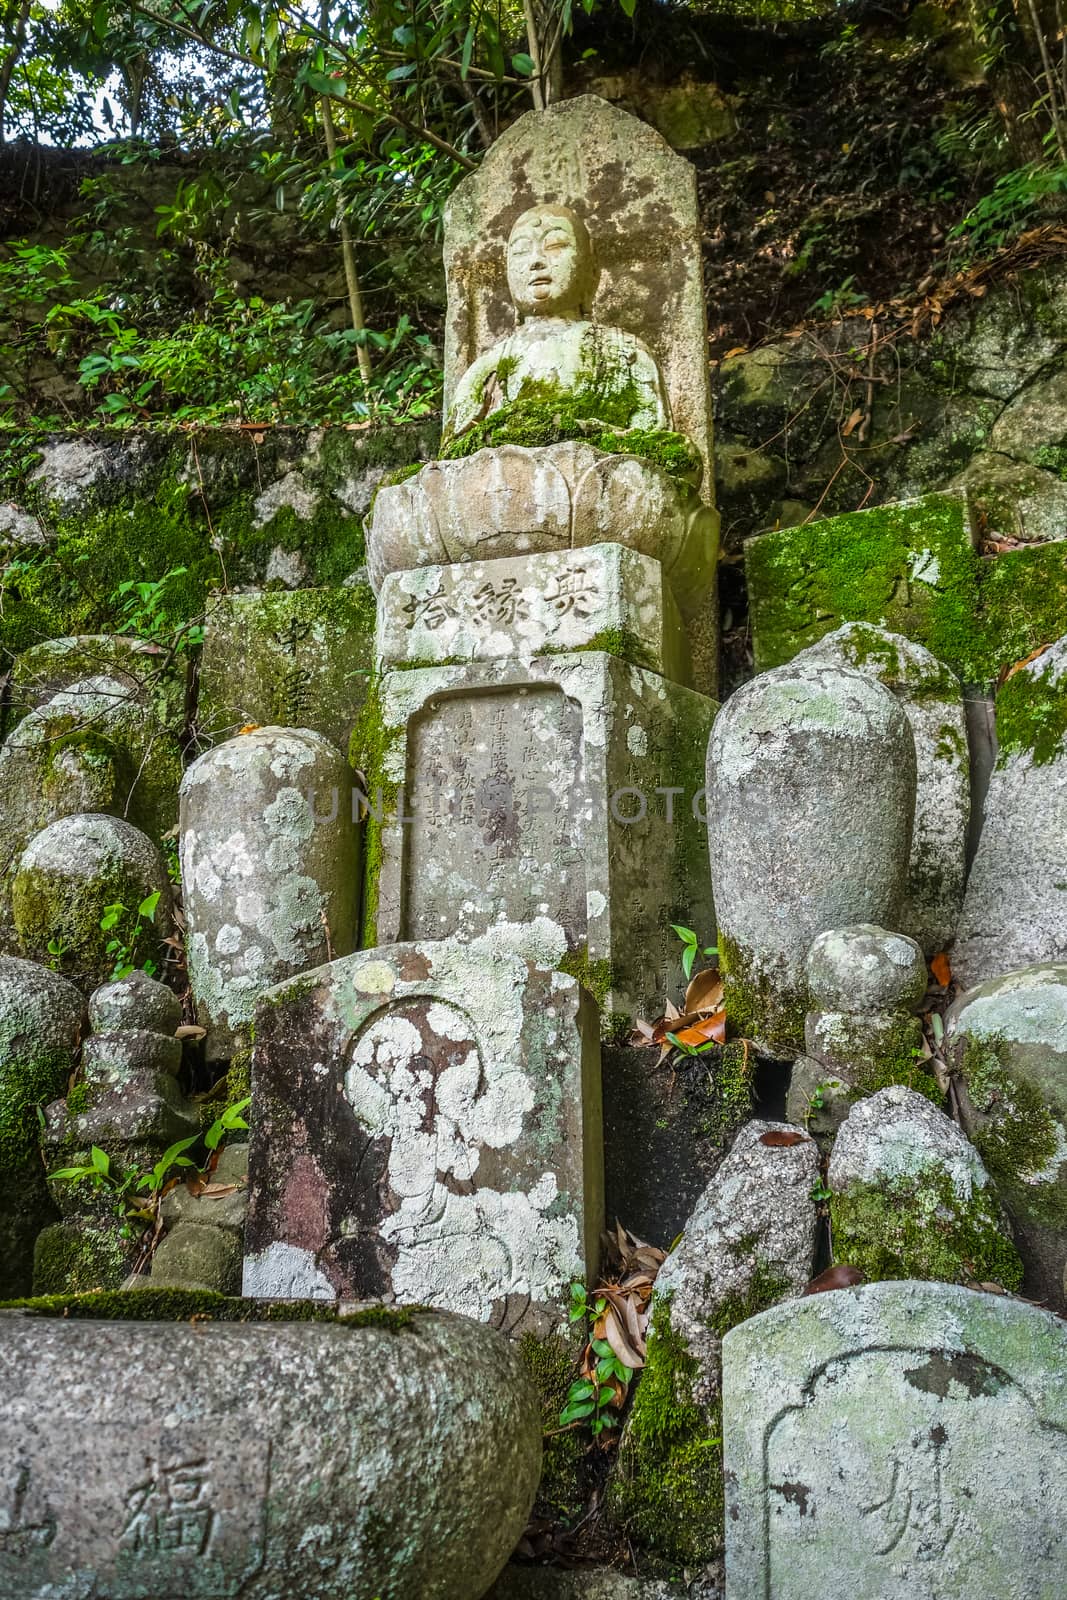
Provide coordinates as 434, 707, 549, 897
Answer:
559, 1399, 595, 1424
682, 944, 695, 980
511, 52, 536, 75
671, 924, 697, 946
619, 0, 637, 17
90, 1146, 110, 1175
385, 63, 417, 81
137, 891, 161, 922
460, 24, 474, 79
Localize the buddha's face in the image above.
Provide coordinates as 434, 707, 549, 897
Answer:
506, 205, 595, 319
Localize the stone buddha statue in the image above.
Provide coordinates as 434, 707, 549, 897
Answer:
445, 204, 672, 445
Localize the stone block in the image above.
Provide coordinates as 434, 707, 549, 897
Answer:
954, 634, 1067, 986
746, 491, 978, 673
360, 653, 716, 1030
376, 543, 690, 682
797, 627, 969, 955
0, 1307, 540, 1600
723, 1281, 1067, 1599
150, 1220, 243, 1292
197, 585, 375, 751
244, 928, 602, 1335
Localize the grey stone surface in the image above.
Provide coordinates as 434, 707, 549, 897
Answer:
723, 1281, 1067, 1599
11, 634, 181, 721
0, 1305, 540, 1600
368, 654, 715, 1030
805, 924, 928, 1011
197, 586, 375, 752
797, 626, 969, 956
610, 1123, 817, 1562
376, 544, 689, 682
952, 450, 1067, 546
150, 1221, 243, 1292
954, 635, 1067, 987
784, 1056, 852, 1149
89, 970, 181, 1036
0, 956, 86, 1296
367, 445, 717, 624
948, 964, 1067, 1311
180, 727, 360, 1060
706, 660, 916, 1055
442, 95, 714, 499
829, 1086, 987, 1197
804, 1007, 924, 1083
245, 928, 602, 1334
12, 813, 170, 991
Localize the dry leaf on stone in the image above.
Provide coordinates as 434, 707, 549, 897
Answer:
684, 968, 724, 1015
929, 951, 952, 988
671, 1012, 727, 1048
759, 1129, 810, 1148
1002, 643, 1053, 683
803, 1264, 865, 1295
175, 1024, 208, 1040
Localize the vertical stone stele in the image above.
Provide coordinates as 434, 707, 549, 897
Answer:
723, 1281, 1067, 1599
244, 924, 602, 1337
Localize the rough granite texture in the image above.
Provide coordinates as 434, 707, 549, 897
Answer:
0, 1307, 540, 1600
953, 636, 1067, 987
0, 955, 86, 1296
806, 924, 928, 1012
245, 925, 602, 1336
723, 1281, 1067, 1599
180, 727, 360, 1061
948, 964, 1067, 1312
706, 660, 915, 1055
485, 1572, 688, 1598
797, 625, 969, 955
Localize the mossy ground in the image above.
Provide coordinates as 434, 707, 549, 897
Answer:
830, 1166, 1023, 1290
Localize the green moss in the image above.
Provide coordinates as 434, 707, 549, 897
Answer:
519, 1330, 584, 1522
694, 1039, 757, 1145
961, 1037, 1067, 1230
746, 494, 1067, 686
32, 1219, 134, 1296
348, 675, 402, 949
994, 653, 1067, 767
612, 1267, 786, 1564
12, 857, 161, 987
442, 390, 701, 483
830, 1166, 1023, 1291
1, 1285, 423, 1328
558, 947, 614, 1012
0, 1047, 72, 1170
610, 1297, 724, 1564
540, 627, 657, 671
718, 932, 805, 1057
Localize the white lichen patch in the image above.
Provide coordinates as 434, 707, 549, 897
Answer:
242, 1240, 335, 1299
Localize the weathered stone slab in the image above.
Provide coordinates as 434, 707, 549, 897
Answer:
797, 625, 969, 955
360, 653, 716, 1030
197, 586, 375, 751
443, 95, 715, 497
244, 926, 602, 1335
376, 543, 689, 682
723, 1281, 1067, 1599
746, 491, 978, 673
954, 635, 1067, 986
0, 1304, 540, 1600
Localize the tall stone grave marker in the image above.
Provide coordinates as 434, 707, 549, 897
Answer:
723, 1281, 1067, 1599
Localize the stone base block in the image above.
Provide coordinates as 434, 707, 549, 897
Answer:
376, 543, 691, 683
359, 652, 717, 1031
244, 929, 602, 1336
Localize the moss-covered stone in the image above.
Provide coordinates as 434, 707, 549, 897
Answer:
994, 647, 1067, 767
31, 1216, 138, 1296
747, 492, 1067, 686
347, 675, 403, 950
959, 1036, 1067, 1232
718, 931, 806, 1058
443, 394, 702, 483
830, 1167, 1023, 1290
519, 1329, 585, 1524
1, 1285, 423, 1328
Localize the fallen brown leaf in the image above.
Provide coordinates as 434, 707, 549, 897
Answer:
929, 951, 952, 988
759, 1129, 810, 1148
803, 1264, 865, 1295
684, 968, 724, 1016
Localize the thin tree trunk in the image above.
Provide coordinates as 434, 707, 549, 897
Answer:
0, 0, 32, 146
521, 0, 545, 110
1024, 0, 1067, 159
319, 91, 373, 386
